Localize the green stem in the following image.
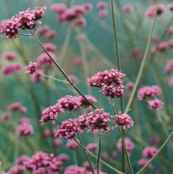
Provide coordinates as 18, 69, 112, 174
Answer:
75, 139, 124, 174
124, 18, 156, 114
96, 136, 102, 174
110, 0, 121, 70
124, 146, 134, 174
74, 139, 95, 174
121, 130, 126, 172
136, 131, 173, 174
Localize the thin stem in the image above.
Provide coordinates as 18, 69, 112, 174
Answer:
136, 131, 173, 174
110, 0, 121, 70
124, 146, 135, 174
121, 132, 126, 172
124, 18, 156, 114
74, 139, 95, 174
111, 1, 128, 173
96, 136, 102, 174
31, 33, 97, 109
121, 129, 134, 174
74, 139, 124, 174
110, 0, 124, 111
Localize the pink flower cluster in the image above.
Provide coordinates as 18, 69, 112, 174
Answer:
42, 42, 56, 53
145, 3, 173, 18
55, 119, 80, 139
116, 137, 135, 153
1, 51, 16, 61
64, 165, 106, 174
7, 151, 69, 174
138, 85, 162, 110
97, 1, 108, 18
138, 85, 161, 100
152, 39, 173, 53
138, 146, 158, 166
16, 117, 33, 136
164, 59, 173, 73
64, 165, 87, 174
55, 109, 110, 139
51, 3, 93, 27
115, 113, 134, 129
26, 51, 55, 82
122, 3, 134, 14
41, 95, 97, 123
66, 139, 79, 150
145, 4, 165, 18
0, 7, 46, 38
37, 25, 57, 39
86, 143, 97, 153
7, 102, 27, 113
2, 63, 22, 76
88, 69, 125, 98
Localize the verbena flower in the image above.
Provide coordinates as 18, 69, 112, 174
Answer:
88, 69, 125, 98
115, 113, 134, 129
0, 7, 46, 38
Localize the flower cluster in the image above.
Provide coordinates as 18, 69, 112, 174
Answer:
115, 113, 134, 129
138, 85, 162, 110
145, 3, 173, 19
1, 51, 16, 61
7, 102, 27, 113
116, 137, 135, 153
88, 69, 125, 98
55, 109, 110, 139
55, 119, 80, 139
51, 3, 92, 27
26, 51, 55, 82
138, 146, 158, 166
64, 165, 106, 174
86, 143, 97, 153
66, 139, 79, 150
16, 117, 34, 136
0, 7, 46, 38
41, 95, 97, 123
164, 59, 173, 73
96, 1, 108, 18
6, 151, 69, 174
37, 25, 57, 39
64, 165, 87, 174
145, 4, 165, 18
2, 63, 22, 76
138, 85, 161, 100
122, 3, 134, 14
